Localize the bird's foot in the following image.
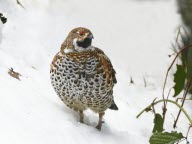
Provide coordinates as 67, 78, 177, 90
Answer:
95, 112, 105, 131
95, 124, 102, 131
80, 119, 84, 124
79, 110, 84, 124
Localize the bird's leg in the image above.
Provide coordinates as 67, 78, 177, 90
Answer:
79, 110, 84, 123
96, 112, 105, 130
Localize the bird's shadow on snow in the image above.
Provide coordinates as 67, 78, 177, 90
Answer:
78, 123, 130, 144
50, 99, 80, 120
51, 99, 98, 126
51, 100, 106, 128
51, 100, 130, 143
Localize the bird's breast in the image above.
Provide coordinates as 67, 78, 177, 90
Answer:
50, 51, 114, 98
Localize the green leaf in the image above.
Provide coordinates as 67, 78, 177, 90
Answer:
173, 64, 186, 97
152, 113, 164, 133
149, 131, 184, 144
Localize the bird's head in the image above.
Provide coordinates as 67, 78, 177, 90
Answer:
62, 27, 94, 53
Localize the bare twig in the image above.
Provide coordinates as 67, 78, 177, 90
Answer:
173, 74, 192, 128
143, 76, 147, 87
31, 66, 36, 70
130, 77, 134, 84
182, 26, 190, 41
175, 137, 187, 144
162, 88, 173, 119
176, 27, 182, 50
176, 98, 192, 102
151, 98, 157, 114
176, 26, 181, 43
186, 125, 192, 141
165, 88, 172, 106
16, 0, 25, 9
171, 113, 176, 122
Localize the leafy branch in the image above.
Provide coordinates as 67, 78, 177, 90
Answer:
136, 41, 192, 143
162, 44, 192, 124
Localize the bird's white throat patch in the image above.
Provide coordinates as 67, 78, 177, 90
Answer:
63, 39, 94, 54
64, 48, 73, 53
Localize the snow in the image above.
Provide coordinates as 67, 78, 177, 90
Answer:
0, 0, 191, 143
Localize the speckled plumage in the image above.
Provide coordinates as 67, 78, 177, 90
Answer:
50, 27, 118, 130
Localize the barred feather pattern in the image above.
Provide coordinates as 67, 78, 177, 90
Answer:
50, 49, 116, 113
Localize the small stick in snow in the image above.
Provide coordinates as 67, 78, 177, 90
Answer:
8, 68, 22, 81
130, 77, 134, 84
31, 66, 37, 70
16, 0, 25, 9
143, 76, 147, 87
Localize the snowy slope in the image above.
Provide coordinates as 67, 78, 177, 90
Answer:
0, 0, 191, 143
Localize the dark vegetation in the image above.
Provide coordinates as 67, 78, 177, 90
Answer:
137, 1, 192, 143
0, 13, 7, 24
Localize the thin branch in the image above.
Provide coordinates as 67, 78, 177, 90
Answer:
176, 26, 182, 50
176, 26, 181, 43
176, 98, 192, 102
165, 88, 172, 107
182, 26, 190, 40
143, 76, 147, 87
130, 76, 134, 84
16, 0, 25, 9
136, 99, 192, 125
173, 74, 192, 128
151, 98, 157, 114
186, 125, 192, 141
171, 113, 176, 122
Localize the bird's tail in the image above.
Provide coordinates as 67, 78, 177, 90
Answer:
109, 100, 118, 110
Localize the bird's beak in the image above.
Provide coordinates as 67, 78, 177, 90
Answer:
88, 34, 94, 39
80, 33, 94, 42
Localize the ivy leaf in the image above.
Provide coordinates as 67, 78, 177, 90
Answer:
173, 64, 186, 97
149, 131, 184, 144
152, 113, 164, 133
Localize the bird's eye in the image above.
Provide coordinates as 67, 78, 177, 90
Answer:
79, 31, 86, 37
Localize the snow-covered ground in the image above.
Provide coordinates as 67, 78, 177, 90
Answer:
0, 0, 191, 143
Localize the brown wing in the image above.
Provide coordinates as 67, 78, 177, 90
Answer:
94, 47, 117, 84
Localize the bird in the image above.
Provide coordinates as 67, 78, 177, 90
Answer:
50, 27, 118, 130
